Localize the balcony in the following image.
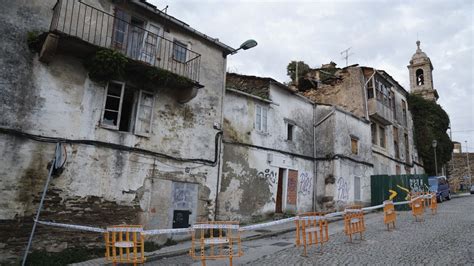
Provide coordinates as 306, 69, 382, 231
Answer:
44, 0, 201, 84
367, 98, 393, 125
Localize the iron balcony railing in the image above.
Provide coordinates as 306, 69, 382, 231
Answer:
50, 0, 201, 83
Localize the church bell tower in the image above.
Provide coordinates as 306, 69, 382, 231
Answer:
407, 40, 439, 101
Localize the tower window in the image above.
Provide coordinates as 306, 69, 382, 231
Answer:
416, 69, 424, 85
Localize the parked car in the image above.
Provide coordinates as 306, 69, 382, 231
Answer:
470, 185, 474, 194
428, 176, 451, 202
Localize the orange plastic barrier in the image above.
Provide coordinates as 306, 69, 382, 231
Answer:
383, 201, 396, 231
429, 192, 437, 214
104, 225, 145, 265
411, 197, 424, 221
296, 212, 329, 256
190, 221, 242, 266
343, 205, 365, 242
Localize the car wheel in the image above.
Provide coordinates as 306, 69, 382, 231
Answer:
447, 192, 451, 200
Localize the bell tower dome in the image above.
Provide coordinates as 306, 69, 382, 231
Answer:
407, 40, 439, 101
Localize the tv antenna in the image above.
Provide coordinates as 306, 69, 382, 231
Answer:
161, 5, 168, 13
340, 47, 354, 67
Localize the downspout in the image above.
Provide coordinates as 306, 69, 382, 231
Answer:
214, 55, 228, 221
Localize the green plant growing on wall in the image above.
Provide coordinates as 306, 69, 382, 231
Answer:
407, 94, 453, 176
27, 30, 42, 51
144, 67, 195, 90
86, 48, 128, 81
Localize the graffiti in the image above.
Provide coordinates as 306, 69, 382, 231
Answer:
409, 179, 423, 192
336, 177, 349, 202
298, 172, 312, 196
257, 168, 277, 185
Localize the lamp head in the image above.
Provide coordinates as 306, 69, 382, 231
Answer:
432, 140, 437, 148
239, 39, 258, 50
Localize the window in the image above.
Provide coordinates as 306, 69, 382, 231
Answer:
391, 92, 397, 120
113, 9, 130, 50
396, 165, 401, 175
367, 80, 374, 99
255, 105, 268, 132
354, 176, 361, 201
351, 136, 359, 155
379, 126, 386, 148
416, 69, 424, 85
287, 123, 294, 141
405, 133, 410, 163
141, 24, 161, 64
173, 40, 187, 63
393, 127, 400, 159
102, 81, 154, 135
371, 123, 377, 145
402, 100, 407, 125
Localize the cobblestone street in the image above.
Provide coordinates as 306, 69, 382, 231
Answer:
152, 195, 474, 265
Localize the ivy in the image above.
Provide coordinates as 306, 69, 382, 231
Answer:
407, 94, 453, 176
85, 48, 195, 90
86, 48, 128, 81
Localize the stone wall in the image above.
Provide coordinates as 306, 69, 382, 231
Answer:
448, 153, 474, 191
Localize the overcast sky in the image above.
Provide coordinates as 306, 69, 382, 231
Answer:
151, 0, 473, 152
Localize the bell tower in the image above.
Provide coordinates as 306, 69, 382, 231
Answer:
407, 40, 439, 101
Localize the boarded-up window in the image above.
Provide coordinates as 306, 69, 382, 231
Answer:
255, 105, 268, 132
287, 170, 298, 205
396, 165, 401, 175
351, 136, 359, 155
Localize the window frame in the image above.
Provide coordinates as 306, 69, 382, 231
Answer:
255, 104, 268, 133
172, 39, 188, 63
287, 123, 294, 141
350, 135, 359, 155
101, 81, 126, 130
134, 90, 155, 137
379, 125, 386, 148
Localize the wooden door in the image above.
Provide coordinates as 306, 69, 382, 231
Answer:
276, 168, 285, 213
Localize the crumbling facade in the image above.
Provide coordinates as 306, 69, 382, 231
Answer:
220, 73, 316, 222
302, 64, 424, 177
0, 0, 233, 261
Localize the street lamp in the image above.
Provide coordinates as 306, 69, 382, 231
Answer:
225, 39, 258, 55
432, 140, 438, 176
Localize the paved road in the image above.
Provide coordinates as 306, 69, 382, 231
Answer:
150, 195, 474, 265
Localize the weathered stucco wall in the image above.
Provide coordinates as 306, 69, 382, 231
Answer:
220, 85, 315, 222
0, 0, 227, 261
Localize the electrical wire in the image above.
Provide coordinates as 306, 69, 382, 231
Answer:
0, 127, 222, 167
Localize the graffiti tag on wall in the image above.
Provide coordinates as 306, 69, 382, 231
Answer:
298, 172, 312, 196
336, 177, 349, 202
257, 168, 277, 186
409, 179, 423, 192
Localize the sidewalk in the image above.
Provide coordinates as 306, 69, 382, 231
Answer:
73, 211, 381, 265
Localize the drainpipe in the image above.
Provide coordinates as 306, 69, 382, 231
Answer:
214, 56, 228, 221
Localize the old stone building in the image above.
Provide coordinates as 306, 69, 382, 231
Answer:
220, 73, 315, 222
448, 142, 473, 191
302, 64, 424, 177
0, 0, 234, 261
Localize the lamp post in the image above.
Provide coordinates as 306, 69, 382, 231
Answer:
466, 141, 471, 187
432, 140, 438, 176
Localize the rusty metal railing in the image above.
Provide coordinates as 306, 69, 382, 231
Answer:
50, 0, 201, 82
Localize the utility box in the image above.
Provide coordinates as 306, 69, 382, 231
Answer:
370, 174, 428, 211
172, 210, 192, 228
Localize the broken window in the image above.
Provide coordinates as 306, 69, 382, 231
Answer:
102, 81, 154, 135
379, 126, 386, 148
287, 123, 294, 141
351, 136, 359, 155
255, 105, 268, 132
173, 40, 187, 63
416, 69, 424, 85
